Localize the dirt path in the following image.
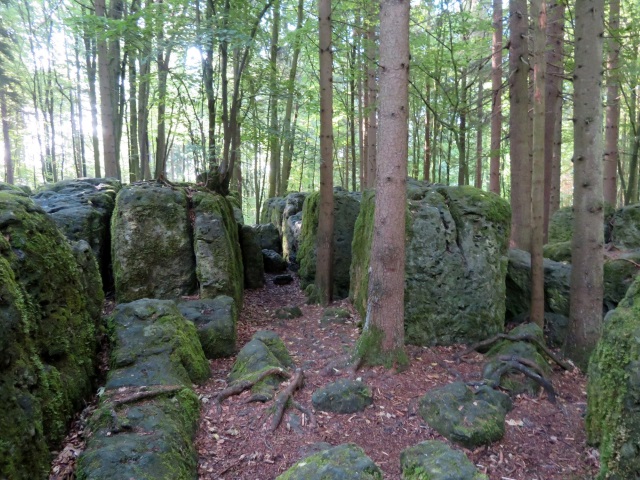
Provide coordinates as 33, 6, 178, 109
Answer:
194, 274, 599, 479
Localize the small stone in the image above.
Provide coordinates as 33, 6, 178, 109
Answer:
312, 379, 373, 414
273, 274, 294, 285
401, 440, 488, 480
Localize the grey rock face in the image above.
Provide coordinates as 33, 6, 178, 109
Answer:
263, 248, 288, 273
276, 444, 383, 480
255, 222, 282, 253
351, 182, 510, 346
112, 184, 196, 303
261, 196, 287, 233
312, 379, 373, 414
283, 211, 303, 264
239, 225, 265, 289
178, 296, 238, 358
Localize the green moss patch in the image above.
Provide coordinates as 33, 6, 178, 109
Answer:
401, 440, 488, 480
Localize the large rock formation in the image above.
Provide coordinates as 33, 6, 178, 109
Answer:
192, 191, 244, 306
239, 225, 265, 289
351, 182, 510, 345
33, 178, 121, 287
0, 185, 102, 479
587, 275, 640, 479
298, 188, 361, 300
282, 192, 308, 263
261, 196, 287, 232
112, 183, 196, 302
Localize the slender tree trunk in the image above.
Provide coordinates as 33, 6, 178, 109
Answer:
83, 27, 101, 177
350, 35, 358, 192
489, 0, 502, 194
475, 77, 484, 189
127, 1, 140, 182
509, 0, 531, 251
356, 0, 409, 368
458, 69, 468, 186
544, 0, 564, 240
424, 81, 431, 182
280, 0, 303, 194
155, 1, 171, 179
530, 0, 546, 329
603, 0, 620, 207
315, 0, 334, 305
365, 7, 377, 188
565, 0, 605, 369
267, 0, 281, 198
138, 2, 151, 179
74, 35, 87, 177
1, 92, 12, 184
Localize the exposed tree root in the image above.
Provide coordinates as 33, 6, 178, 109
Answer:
486, 357, 556, 404
213, 368, 291, 413
293, 400, 317, 428
270, 368, 304, 432
455, 332, 573, 371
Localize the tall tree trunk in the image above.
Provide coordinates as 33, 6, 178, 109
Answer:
74, 35, 87, 177
280, 0, 304, 194
202, 0, 217, 166
315, 0, 334, 305
128, 46, 139, 181
350, 35, 358, 192
489, 0, 502, 194
603, 0, 620, 207
545, 0, 565, 225
424, 81, 431, 182
356, 0, 409, 368
509, 0, 531, 251
475, 77, 484, 189
138, 3, 151, 180
530, 0, 546, 329
365, 7, 377, 188
458, 69, 468, 186
96, 0, 119, 178
154, 0, 171, 179
83, 26, 101, 177
565, 0, 605, 369
1, 91, 12, 184
267, 0, 281, 198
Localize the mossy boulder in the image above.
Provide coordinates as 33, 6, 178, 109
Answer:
282, 192, 308, 263
228, 330, 294, 400
263, 248, 288, 273
312, 379, 373, 413
33, 178, 121, 289
275, 305, 303, 319
604, 251, 640, 309
178, 296, 237, 358
482, 323, 552, 395
226, 192, 244, 225
192, 191, 244, 306
548, 204, 615, 245
610, 204, 640, 249
106, 299, 210, 389
587, 275, 640, 479
298, 188, 362, 300
320, 307, 352, 325
506, 249, 571, 319
401, 440, 488, 480
255, 223, 282, 253
261, 196, 287, 233
418, 382, 511, 448
276, 443, 383, 480
0, 188, 101, 479
351, 181, 510, 346
76, 388, 200, 480
542, 241, 572, 263
239, 225, 265, 289
111, 183, 196, 303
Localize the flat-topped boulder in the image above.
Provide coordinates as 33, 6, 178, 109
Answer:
401, 440, 488, 480
178, 296, 238, 358
351, 182, 510, 345
0, 186, 102, 479
312, 379, 373, 413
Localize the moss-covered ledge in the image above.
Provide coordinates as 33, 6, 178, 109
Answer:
77, 299, 210, 480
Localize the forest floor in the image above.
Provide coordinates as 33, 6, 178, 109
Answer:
193, 274, 599, 480
50, 272, 600, 480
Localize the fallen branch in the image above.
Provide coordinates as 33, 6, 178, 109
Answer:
270, 368, 304, 432
105, 385, 185, 408
486, 359, 556, 404
293, 400, 317, 429
455, 333, 572, 371
497, 355, 546, 377
214, 368, 291, 410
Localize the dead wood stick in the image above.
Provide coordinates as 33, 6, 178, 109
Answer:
497, 355, 546, 377
505, 360, 556, 404
214, 368, 291, 406
455, 333, 572, 371
270, 368, 304, 432
105, 385, 185, 408
293, 400, 317, 429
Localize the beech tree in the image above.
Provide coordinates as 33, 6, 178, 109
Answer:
565, 0, 605, 369
355, 0, 409, 368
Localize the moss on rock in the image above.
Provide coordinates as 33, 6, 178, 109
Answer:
587, 275, 640, 479
401, 440, 488, 480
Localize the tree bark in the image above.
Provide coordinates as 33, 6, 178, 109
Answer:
603, 0, 620, 207
509, 0, 531, 251
315, 0, 334, 305
356, 0, 409, 368
83, 25, 101, 178
1, 91, 12, 184
267, 0, 281, 198
489, 0, 502, 194
565, 0, 605, 369
545, 0, 565, 224
365, 7, 377, 188
424, 81, 431, 182
475, 76, 483, 189
530, 0, 546, 329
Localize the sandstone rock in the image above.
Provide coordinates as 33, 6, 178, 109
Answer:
401, 440, 488, 480
239, 225, 265, 289
178, 296, 237, 358
312, 379, 373, 414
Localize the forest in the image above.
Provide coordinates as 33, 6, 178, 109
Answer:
1, 0, 637, 224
